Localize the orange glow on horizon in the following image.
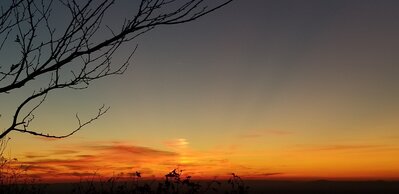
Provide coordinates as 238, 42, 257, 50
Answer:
4, 139, 399, 183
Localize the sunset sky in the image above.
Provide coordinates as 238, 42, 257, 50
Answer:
1, 0, 399, 182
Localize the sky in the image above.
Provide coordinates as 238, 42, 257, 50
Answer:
1, 0, 399, 182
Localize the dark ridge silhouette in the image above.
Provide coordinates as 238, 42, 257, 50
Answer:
2, 162, 399, 194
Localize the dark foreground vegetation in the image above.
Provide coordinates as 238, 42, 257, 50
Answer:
2, 168, 399, 194
45, 180, 399, 194
1, 168, 250, 194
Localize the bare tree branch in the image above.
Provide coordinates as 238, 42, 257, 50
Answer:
0, 0, 233, 140
12, 105, 109, 139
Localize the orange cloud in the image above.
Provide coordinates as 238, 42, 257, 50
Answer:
13, 141, 245, 182
12, 142, 180, 182
164, 138, 189, 149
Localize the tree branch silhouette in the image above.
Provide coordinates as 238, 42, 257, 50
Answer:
0, 0, 233, 139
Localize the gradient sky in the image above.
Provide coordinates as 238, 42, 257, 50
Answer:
1, 0, 399, 182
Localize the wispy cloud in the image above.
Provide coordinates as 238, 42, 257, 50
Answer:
240, 133, 263, 139
262, 172, 284, 176
312, 144, 385, 151
239, 129, 292, 139
295, 144, 388, 152
50, 149, 80, 155
24, 150, 79, 159
241, 172, 285, 179
86, 143, 177, 157
164, 138, 189, 149
15, 141, 243, 182
15, 142, 180, 181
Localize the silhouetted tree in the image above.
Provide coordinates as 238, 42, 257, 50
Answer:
0, 0, 233, 139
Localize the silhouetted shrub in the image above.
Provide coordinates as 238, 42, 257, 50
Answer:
70, 169, 248, 194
